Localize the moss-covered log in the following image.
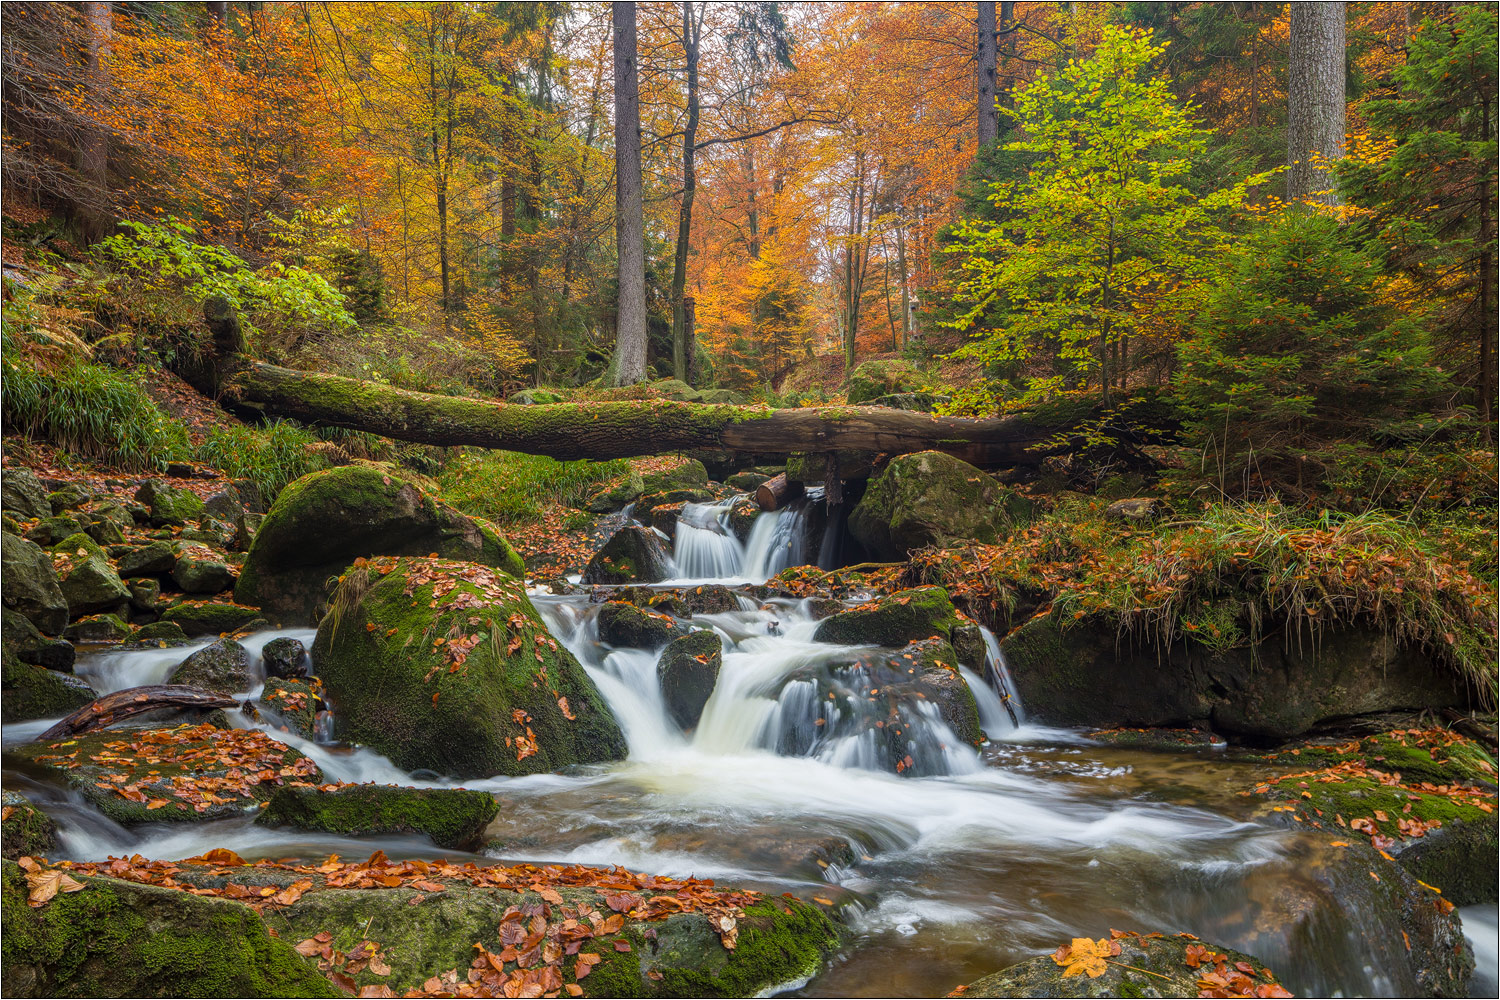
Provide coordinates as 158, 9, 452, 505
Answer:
190, 303, 1063, 465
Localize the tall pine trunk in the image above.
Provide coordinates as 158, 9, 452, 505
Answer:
79, 1, 112, 241
612, 1, 647, 385
976, 2, 998, 148
1287, 2, 1346, 205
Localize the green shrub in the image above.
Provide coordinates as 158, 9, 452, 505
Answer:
437, 451, 629, 524
1174, 214, 1456, 497
195, 420, 333, 501
1, 330, 192, 470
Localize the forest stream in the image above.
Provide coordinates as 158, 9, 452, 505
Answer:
4, 498, 1495, 998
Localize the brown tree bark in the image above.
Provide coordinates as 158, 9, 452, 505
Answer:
670, 2, 702, 384
39, 686, 236, 741
612, 1, 648, 385
976, 1, 998, 148
1287, 2, 1346, 205
79, 1, 112, 241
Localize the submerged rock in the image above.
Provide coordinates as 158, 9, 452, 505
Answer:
813, 586, 962, 648
1, 536, 69, 635
959, 932, 1290, 998
1, 860, 340, 998
256, 784, 499, 850
849, 451, 1031, 559
583, 526, 673, 585
313, 557, 625, 778
1000, 613, 1469, 740
236, 465, 525, 624
657, 630, 722, 730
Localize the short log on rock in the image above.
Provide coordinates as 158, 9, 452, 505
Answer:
38, 685, 236, 740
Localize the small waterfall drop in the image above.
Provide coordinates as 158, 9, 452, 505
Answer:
671, 501, 745, 579
740, 497, 812, 582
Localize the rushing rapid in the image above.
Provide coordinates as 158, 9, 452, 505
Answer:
3, 499, 1493, 998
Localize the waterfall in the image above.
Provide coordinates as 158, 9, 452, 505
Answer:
740, 498, 811, 582
671, 501, 745, 579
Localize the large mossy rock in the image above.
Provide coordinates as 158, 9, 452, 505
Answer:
583, 526, 673, 585
1, 861, 341, 998
171, 543, 236, 594
849, 451, 1031, 559
813, 586, 962, 647
585, 469, 645, 513
117, 540, 176, 578
312, 557, 626, 778
960, 933, 1288, 998
258, 677, 320, 739
1, 655, 95, 723
51, 533, 130, 619
236, 466, 524, 624
9, 724, 321, 824
161, 600, 263, 636
640, 457, 709, 494
167, 638, 253, 695
3, 608, 75, 672
2, 536, 69, 635
846, 358, 924, 404
1, 469, 51, 520
1000, 613, 1469, 740
257, 785, 499, 850
657, 630, 722, 730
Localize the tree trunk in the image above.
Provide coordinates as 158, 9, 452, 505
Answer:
612, 1, 647, 385
79, 1, 112, 241
683, 294, 699, 385
755, 472, 803, 511
205, 1, 227, 27
895, 221, 912, 345
670, 2, 701, 384
977, 1, 998, 148
744, 147, 760, 258
39, 685, 236, 741
1287, 2, 1346, 205
998, 1, 1016, 110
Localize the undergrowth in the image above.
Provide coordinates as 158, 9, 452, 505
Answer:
909, 499, 1498, 702
195, 421, 336, 501
437, 451, 628, 525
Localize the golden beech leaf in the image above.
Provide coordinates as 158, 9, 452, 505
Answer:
1050, 937, 1119, 978
26, 870, 86, 906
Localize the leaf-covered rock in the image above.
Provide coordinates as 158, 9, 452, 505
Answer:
258, 676, 320, 739
171, 543, 236, 594
161, 601, 263, 636
50, 533, 130, 619
116, 540, 175, 578
597, 600, 687, 649
0, 793, 56, 861
236, 465, 524, 624
313, 557, 626, 778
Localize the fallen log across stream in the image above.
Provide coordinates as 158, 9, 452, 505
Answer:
183, 297, 1075, 465
38, 685, 237, 741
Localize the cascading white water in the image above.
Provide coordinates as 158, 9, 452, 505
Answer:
670, 501, 745, 579
740, 500, 811, 582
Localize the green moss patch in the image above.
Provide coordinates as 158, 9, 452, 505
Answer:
256, 784, 498, 850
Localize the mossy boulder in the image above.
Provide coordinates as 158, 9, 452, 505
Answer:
1, 860, 341, 998
640, 457, 709, 494
1, 793, 56, 860
867, 391, 947, 412
64, 613, 131, 643
312, 557, 626, 778
202, 488, 245, 524
726, 470, 773, 492
959, 933, 1288, 998
648, 378, 703, 402
597, 600, 686, 649
813, 586, 962, 647
1, 469, 50, 520
51, 533, 130, 619
257, 785, 499, 850
236, 465, 524, 624
45, 482, 94, 514
2, 536, 69, 635
3, 609, 76, 672
117, 540, 176, 578
583, 526, 673, 585
130, 620, 189, 645
81, 514, 125, 546
168, 638, 253, 695
127, 577, 163, 615
24, 516, 82, 547
585, 469, 645, 513
161, 601, 263, 636
615, 584, 744, 617
171, 543, 236, 594
697, 388, 746, 405
849, 451, 1031, 559
133, 479, 204, 527
846, 358, 924, 404
0, 656, 95, 723
9, 724, 321, 824
999, 613, 1469, 740
258, 677, 320, 739
657, 630, 722, 730
262, 636, 310, 678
